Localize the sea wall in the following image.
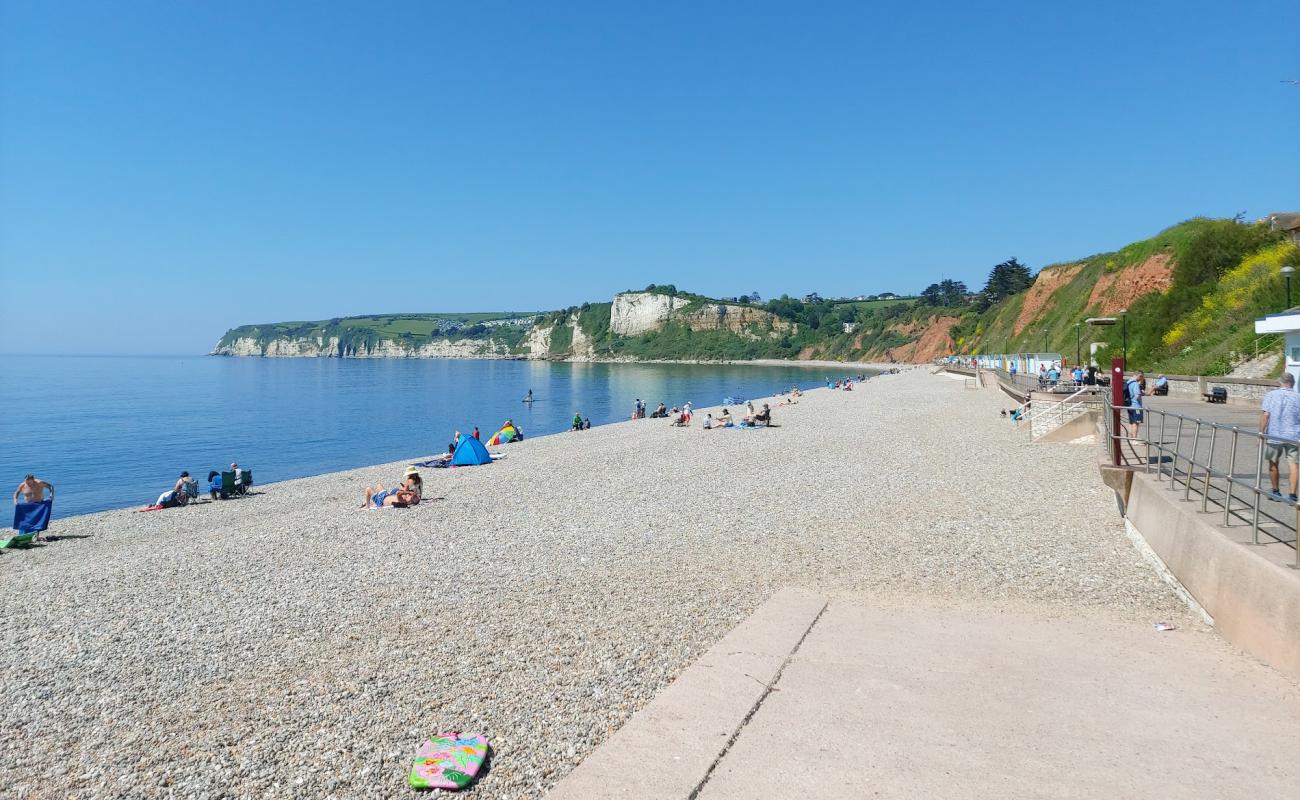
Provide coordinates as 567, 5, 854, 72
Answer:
1123, 471, 1300, 679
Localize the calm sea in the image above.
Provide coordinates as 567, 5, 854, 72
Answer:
0, 355, 863, 517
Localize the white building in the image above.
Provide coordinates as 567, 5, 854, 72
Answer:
1253, 309, 1300, 386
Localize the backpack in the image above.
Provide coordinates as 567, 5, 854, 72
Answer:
1123, 379, 1136, 406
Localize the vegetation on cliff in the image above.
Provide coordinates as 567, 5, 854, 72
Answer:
945, 218, 1293, 374
216, 312, 537, 354
215, 215, 1296, 370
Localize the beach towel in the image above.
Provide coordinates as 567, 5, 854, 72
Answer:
4, 501, 51, 548
410, 733, 489, 790
14, 500, 51, 533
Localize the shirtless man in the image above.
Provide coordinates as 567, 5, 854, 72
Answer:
13, 474, 54, 505
360, 484, 420, 509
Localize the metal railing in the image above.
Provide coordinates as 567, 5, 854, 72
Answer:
1025, 387, 1099, 440
987, 367, 1110, 396
1102, 398, 1299, 565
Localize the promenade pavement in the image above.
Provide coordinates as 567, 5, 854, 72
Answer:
550, 589, 1300, 800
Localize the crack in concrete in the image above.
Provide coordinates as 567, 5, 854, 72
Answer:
687, 600, 829, 799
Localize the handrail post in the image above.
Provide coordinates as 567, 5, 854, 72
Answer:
1202, 425, 1217, 513
1144, 408, 1155, 473
1224, 427, 1239, 527
1185, 421, 1202, 501
1156, 411, 1168, 478
1252, 435, 1264, 545
1171, 416, 1185, 490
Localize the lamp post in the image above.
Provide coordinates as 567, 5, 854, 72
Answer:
1282, 265, 1295, 309
1075, 322, 1082, 367
1119, 308, 1128, 369
1042, 329, 1048, 354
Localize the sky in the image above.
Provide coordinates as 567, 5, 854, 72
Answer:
1, 1, 1297, 354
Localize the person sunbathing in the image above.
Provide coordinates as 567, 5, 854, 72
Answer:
361, 484, 421, 509
155, 472, 197, 508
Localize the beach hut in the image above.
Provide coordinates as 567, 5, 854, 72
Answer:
451, 434, 492, 466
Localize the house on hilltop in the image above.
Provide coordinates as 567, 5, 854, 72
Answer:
1266, 212, 1300, 244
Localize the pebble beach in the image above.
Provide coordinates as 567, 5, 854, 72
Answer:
2, 369, 1193, 799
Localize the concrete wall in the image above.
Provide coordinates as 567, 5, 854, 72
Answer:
1161, 375, 1275, 405
1124, 473, 1300, 679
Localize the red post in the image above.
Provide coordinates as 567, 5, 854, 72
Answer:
1110, 357, 1126, 465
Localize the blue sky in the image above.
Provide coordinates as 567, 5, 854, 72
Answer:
2, 1, 1297, 354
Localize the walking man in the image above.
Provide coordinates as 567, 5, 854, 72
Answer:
1260, 372, 1300, 502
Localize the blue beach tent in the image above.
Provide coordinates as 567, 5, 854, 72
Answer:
451, 434, 492, 466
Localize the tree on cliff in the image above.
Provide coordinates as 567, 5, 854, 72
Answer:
920, 279, 968, 308
982, 258, 1034, 303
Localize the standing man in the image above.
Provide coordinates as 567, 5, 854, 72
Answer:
13, 474, 54, 505
1123, 370, 1148, 439
1260, 372, 1300, 502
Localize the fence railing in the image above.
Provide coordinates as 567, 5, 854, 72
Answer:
1026, 388, 1099, 440
1101, 397, 1299, 565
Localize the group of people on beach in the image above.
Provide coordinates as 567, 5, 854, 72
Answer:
700, 399, 776, 429
360, 465, 424, 509
13, 380, 816, 528
145, 463, 250, 510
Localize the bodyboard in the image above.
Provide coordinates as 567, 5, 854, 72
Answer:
410, 733, 489, 790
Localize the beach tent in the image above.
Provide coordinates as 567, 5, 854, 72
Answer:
486, 425, 519, 446
451, 433, 492, 466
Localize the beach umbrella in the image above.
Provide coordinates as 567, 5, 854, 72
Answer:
486, 425, 518, 446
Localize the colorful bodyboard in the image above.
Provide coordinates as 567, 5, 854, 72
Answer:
410, 733, 489, 790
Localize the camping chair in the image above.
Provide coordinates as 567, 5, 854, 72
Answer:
181, 481, 200, 503
236, 470, 253, 495
220, 471, 239, 498
4, 500, 52, 548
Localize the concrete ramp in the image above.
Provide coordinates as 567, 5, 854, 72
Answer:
552, 599, 1300, 799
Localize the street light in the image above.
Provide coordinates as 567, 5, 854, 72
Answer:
1042, 329, 1048, 353
1283, 265, 1295, 309
1119, 308, 1128, 368
1075, 322, 1082, 366
1086, 316, 1118, 369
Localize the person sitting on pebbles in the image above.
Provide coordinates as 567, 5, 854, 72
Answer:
745, 403, 773, 427
360, 484, 421, 509
400, 466, 423, 499
716, 408, 734, 427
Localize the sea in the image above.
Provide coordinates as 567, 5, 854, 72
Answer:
0, 355, 870, 517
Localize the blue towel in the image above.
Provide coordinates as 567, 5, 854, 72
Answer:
13, 500, 52, 533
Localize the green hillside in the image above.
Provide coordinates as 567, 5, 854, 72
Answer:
217, 312, 539, 352
213, 215, 1297, 370
950, 218, 1295, 374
